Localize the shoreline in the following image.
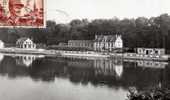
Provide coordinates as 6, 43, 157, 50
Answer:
0, 48, 169, 61
0, 48, 59, 56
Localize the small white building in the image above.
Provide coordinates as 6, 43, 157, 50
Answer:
137, 48, 165, 55
0, 40, 4, 48
16, 38, 36, 49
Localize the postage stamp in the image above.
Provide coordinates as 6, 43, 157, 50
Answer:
0, 0, 45, 28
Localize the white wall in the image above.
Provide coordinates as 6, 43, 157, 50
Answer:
115, 36, 123, 48
0, 42, 4, 48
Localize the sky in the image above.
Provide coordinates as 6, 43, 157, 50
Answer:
46, 0, 170, 23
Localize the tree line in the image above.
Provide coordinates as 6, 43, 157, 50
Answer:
0, 13, 170, 50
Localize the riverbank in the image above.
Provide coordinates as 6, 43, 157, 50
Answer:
59, 51, 169, 61
0, 48, 169, 61
58, 50, 110, 59
0, 48, 60, 56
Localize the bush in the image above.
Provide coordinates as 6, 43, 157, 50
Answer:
127, 87, 170, 100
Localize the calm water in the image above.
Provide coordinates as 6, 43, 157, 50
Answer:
0, 53, 169, 100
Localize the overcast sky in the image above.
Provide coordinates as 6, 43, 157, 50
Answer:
47, 0, 170, 23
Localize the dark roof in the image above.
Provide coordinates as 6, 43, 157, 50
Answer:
16, 37, 32, 44
95, 35, 118, 42
68, 40, 93, 43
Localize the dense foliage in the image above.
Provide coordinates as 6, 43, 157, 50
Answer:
128, 87, 170, 100
1, 13, 170, 50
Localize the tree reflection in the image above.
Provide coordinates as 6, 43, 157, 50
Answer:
0, 56, 29, 78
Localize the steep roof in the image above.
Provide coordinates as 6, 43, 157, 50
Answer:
16, 37, 32, 44
68, 40, 93, 43
95, 35, 118, 42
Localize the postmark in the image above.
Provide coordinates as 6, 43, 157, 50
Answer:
0, 0, 45, 28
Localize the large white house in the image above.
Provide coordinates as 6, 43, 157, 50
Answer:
16, 38, 36, 49
94, 35, 123, 52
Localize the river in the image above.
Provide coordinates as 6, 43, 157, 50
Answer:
0, 53, 169, 100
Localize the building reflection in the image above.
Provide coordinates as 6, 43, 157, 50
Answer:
0, 53, 4, 63
93, 59, 123, 78
67, 58, 124, 78
136, 60, 168, 68
66, 58, 169, 90
68, 59, 93, 68
0, 56, 29, 78
115, 65, 123, 78
124, 59, 168, 69
15, 54, 45, 67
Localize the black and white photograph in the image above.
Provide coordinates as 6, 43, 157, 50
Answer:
0, 0, 170, 100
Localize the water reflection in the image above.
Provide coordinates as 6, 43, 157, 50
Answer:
15, 54, 45, 67
124, 59, 168, 69
0, 54, 169, 100
115, 65, 123, 78
0, 56, 29, 78
93, 59, 123, 78
0, 53, 45, 67
0, 53, 4, 62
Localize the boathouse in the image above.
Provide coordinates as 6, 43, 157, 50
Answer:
137, 48, 165, 55
94, 35, 123, 52
16, 38, 36, 49
0, 40, 4, 48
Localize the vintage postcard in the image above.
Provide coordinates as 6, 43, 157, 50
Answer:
0, 0, 170, 100
0, 0, 45, 28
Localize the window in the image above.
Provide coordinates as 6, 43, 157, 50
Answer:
29, 44, 32, 48
138, 49, 142, 53
155, 50, 158, 54
24, 44, 27, 48
146, 50, 149, 55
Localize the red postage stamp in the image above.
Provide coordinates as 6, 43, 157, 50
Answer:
0, 0, 45, 28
